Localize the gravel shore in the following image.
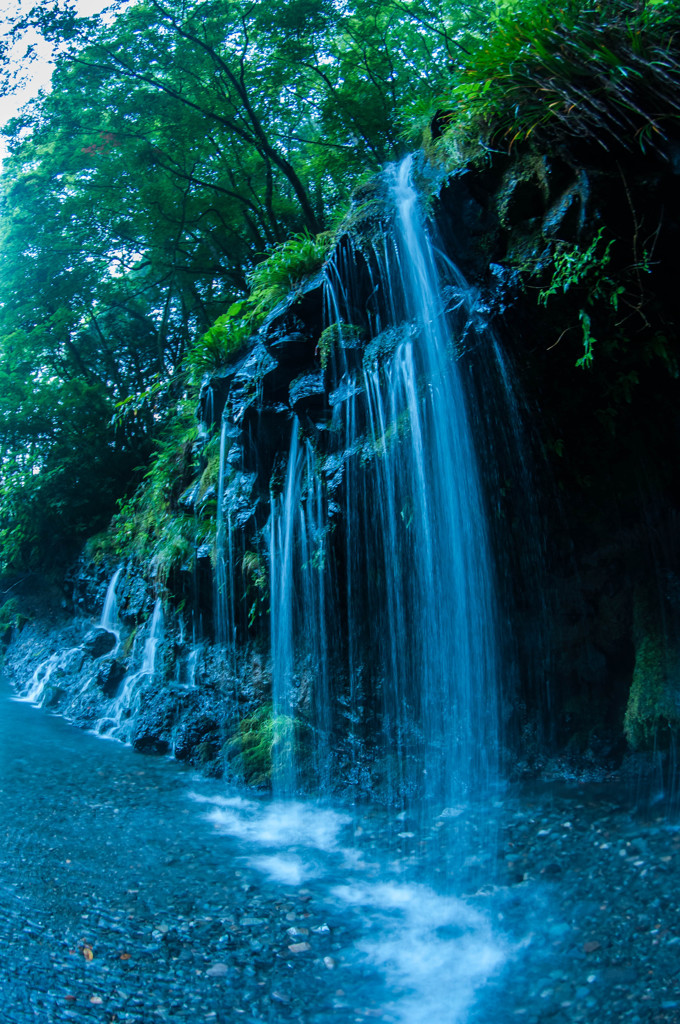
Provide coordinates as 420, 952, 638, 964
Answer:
1, 681, 679, 1024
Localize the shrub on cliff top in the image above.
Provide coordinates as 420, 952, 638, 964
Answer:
438, 0, 680, 159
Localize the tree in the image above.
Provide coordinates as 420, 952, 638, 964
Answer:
0, 0, 470, 572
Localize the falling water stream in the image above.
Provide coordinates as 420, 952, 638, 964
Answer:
269, 155, 499, 817
7, 159, 679, 1023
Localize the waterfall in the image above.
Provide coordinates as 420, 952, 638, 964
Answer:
269, 422, 332, 794
214, 415, 236, 652
140, 599, 164, 677
101, 598, 164, 739
267, 154, 502, 812
371, 155, 499, 805
99, 566, 122, 635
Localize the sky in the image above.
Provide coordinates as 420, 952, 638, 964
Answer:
0, 0, 116, 155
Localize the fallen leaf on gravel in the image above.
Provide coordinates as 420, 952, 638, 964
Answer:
583, 941, 601, 953
82, 944, 94, 961
119, 953, 131, 961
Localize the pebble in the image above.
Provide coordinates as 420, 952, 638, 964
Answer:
205, 963, 230, 977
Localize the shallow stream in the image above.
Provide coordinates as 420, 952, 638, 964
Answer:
1, 681, 679, 1024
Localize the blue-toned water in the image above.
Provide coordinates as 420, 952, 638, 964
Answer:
269, 156, 499, 812
3, 677, 676, 1024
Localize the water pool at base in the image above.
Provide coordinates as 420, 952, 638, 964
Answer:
2, 681, 679, 1024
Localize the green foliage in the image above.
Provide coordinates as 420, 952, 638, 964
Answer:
111, 376, 173, 432
0, 0, 462, 570
0, 374, 143, 573
248, 232, 333, 311
242, 551, 268, 627
185, 309, 252, 384
438, 0, 680, 159
185, 230, 333, 385
108, 407, 204, 568
318, 321, 365, 370
537, 225, 657, 371
198, 433, 222, 500
227, 705, 300, 786
153, 514, 197, 587
539, 228, 622, 368
0, 597, 30, 639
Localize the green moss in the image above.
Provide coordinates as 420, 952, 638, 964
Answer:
198, 434, 221, 499
242, 551, 268, 627
153, 514, 197, 587
318, 322, 365, 370
227, 705, 306, 787
120, 626, 138, 660
196, 737, 219, 765
82, 531, 114, 564
624, 589, 680, 749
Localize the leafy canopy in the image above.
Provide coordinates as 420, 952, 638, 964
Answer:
0, 0, 468, 572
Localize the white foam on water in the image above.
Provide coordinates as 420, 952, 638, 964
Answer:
192, 789, 505, 1022
333, 881, 505, 1024
189, 792, 257, 812
248, 853, 315, 886
195, 795, 352, 852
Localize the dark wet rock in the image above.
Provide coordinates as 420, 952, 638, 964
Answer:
118, 570, 151, 625
178, 481, 202, 514
497, 154, 551, 228
173, 713, 221, 763
42, 684, 66, 708
542, 182, 586, 242
262, 273, 325, 343
362, 324, 413, 371
132, 727, 170, 755
220, 470, 260, 530
197, 365, 240, 429
238, 404, 294, 483
267, 331, 316, 368
289, 372, 328, 418
82, 627, 117, 659
328, 378, 364, 409
95, 658, 127, 698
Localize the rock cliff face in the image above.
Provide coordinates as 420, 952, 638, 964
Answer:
5, 141, 680, 794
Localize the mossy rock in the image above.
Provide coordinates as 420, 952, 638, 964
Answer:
226, 705, 310, 787
0, 597, 31, 646
624, 588, 680, 749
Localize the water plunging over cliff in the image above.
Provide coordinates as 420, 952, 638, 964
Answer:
270, 155, 500, 809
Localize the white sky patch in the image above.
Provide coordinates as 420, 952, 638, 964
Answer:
0, 0, 120, 161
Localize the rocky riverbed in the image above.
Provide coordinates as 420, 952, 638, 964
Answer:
1, 680, 679, 1024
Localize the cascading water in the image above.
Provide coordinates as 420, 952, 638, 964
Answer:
366, 156, 499, 807
99, 566, 122, 636
270, 155, 501, 815
100, 598, 164, 739
214, 415, 236, 653
269, 421, 332, 794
